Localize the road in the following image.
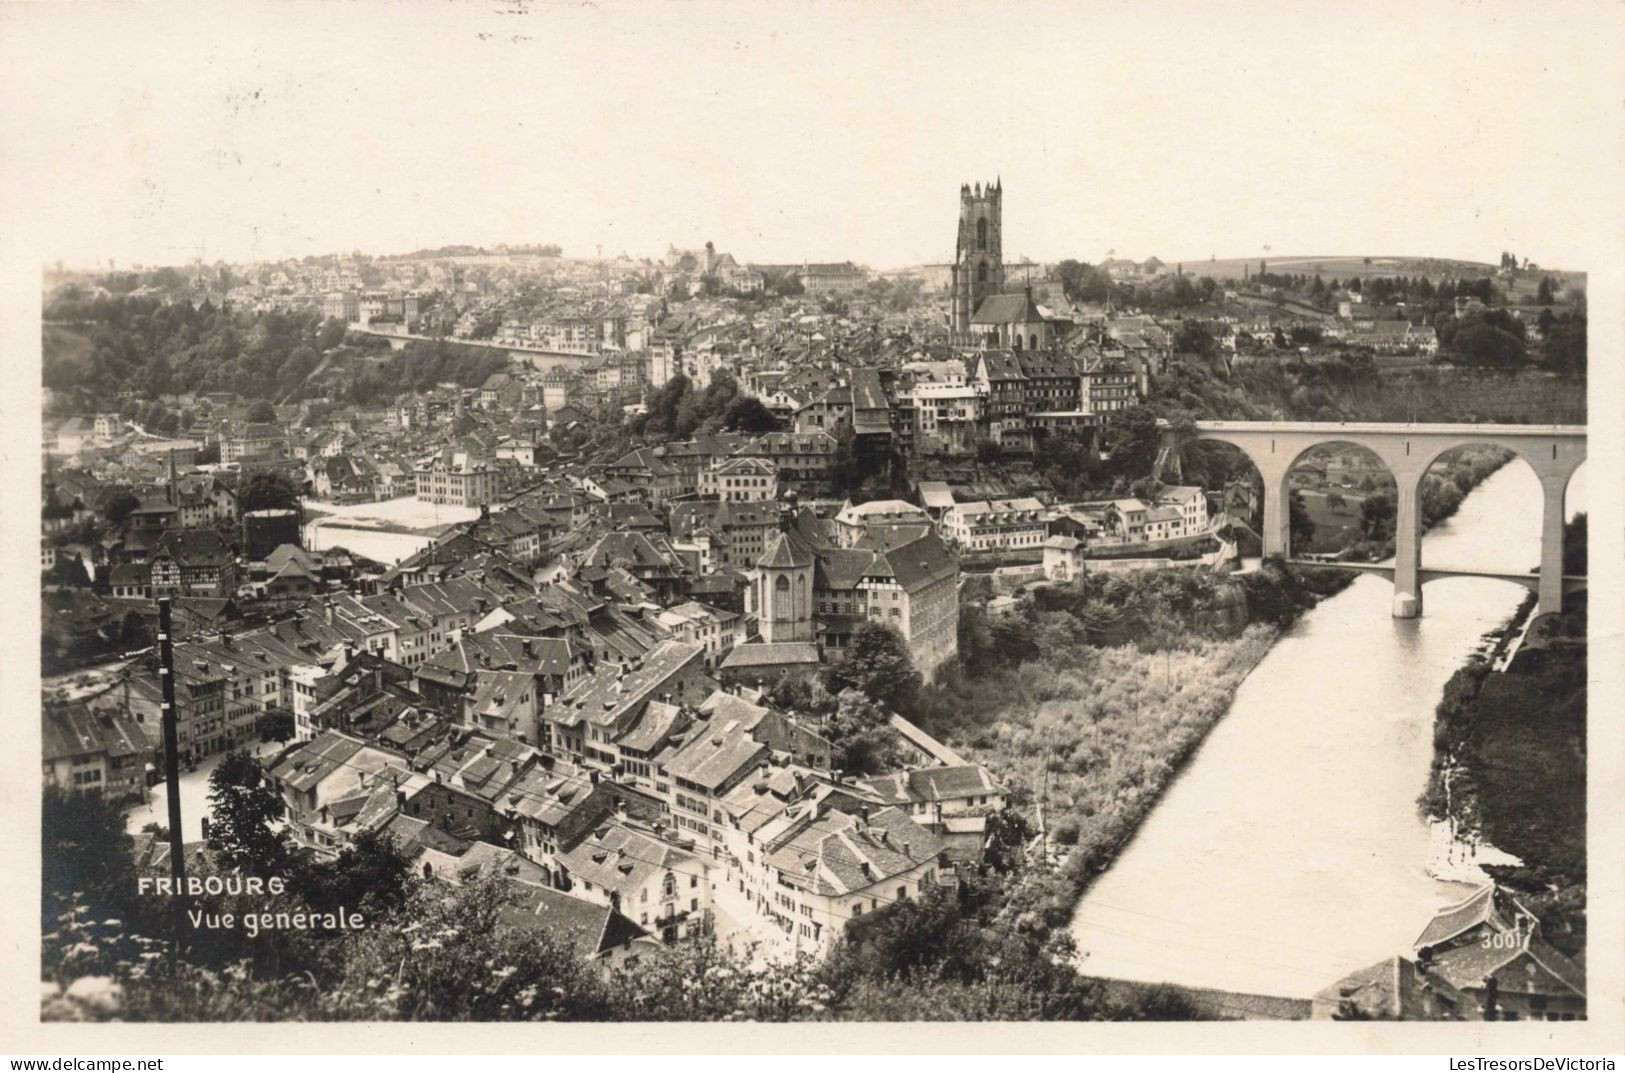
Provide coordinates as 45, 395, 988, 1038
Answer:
124, 740, 283, 843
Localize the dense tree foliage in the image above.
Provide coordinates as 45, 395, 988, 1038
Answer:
41, 786, 135, 930
632, 370, 769, 441
42, 296, 510, 407
205, 751, 291, 878
826, 622, 921, 715
239, 471, 300, 513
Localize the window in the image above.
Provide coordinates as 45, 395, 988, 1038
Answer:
977, 264, 987, 283
976, 217, 987, 251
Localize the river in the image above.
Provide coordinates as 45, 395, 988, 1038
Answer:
1068, 460, 1587, 999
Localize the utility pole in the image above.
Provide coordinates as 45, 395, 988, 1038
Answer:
157, 598, 188, 966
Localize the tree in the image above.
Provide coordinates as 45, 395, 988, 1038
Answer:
1564, 513, 1587, 575
246, 400, 278, 423
101, 491, 140, 529
1536, 276, 1555, 305
291, 828, 413, 918
206, 750, 290, 877
318, 318, 349, 351
1174, 320, 1215, 358
829, 622, 922, 715
1053, 260, 1110, 303
1287, 490, 1315, 551
238, 470, 298, 512
1325, 490, 1347, 513
1536, 306, 1558, 338
1452, 322, 1525, 368
1360, 490, 1397, 546
1541, 312, 1586, 377
255, 708, 295, 744
41, 786, 135, 925
118, 610, 151, 649
823, 688, 902, 775
1100, 406, 1162, 482
720, 394, 780, 433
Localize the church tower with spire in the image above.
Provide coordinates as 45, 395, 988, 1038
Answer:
949, 178, 1004, 341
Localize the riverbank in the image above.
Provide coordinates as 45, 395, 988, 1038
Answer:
920, 561, 1342, 940
1419, 595, 1587, 960
1061, 460, 1581, 999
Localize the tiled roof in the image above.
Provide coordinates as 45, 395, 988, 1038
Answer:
972, 291, 1047, 325
720, 641, 820, 670
763, 804, 943, 897
662, 718, 769, 791
42, 705, 151, 762
758, 531, 814, 570
498, 885, 653, 957
1413, 886, 1495, 949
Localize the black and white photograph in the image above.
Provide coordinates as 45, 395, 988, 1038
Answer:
5, 0, 1622, 1057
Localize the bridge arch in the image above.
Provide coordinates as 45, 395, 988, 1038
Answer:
1170, 422, 1586, 619
1178, 430, 1409, 564
1277, 439, 1400, 561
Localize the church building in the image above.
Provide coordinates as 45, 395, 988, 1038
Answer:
723, 501, 960, 687
947, 180, 1068, 349
949, 180, 1005, 341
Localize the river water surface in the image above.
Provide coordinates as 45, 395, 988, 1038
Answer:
1068, 460, 1586, 998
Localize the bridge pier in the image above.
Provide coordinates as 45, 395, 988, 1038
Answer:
1391, 469, 1424, 618
1538, 472, 1567, 617
1259, 463, 1290, 559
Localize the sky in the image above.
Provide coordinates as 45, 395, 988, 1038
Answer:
2, 1, 1621, 272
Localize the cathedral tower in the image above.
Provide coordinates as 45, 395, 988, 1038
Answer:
950, 179, 1004, 340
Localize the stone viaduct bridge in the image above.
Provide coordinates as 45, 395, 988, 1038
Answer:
1162, 421, 1587, 618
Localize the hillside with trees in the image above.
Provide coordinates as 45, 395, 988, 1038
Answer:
42, 294, 508, 408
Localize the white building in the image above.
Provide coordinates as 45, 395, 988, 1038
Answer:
940, 497, 1048, 554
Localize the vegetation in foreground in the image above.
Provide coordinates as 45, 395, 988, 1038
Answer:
41, 785, 1200, 1022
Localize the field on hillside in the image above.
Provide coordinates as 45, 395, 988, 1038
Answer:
1167, 254, 1499, 281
